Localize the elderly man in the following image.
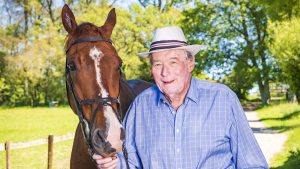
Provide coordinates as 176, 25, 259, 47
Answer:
93, 26, 268, 169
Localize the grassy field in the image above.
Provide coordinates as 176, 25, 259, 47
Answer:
0, 106, 78, 169
0, 139, 73, 168
257, 103, 300, 169
0, 107, 78, 142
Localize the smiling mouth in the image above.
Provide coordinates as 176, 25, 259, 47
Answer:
163, 80, 174, 85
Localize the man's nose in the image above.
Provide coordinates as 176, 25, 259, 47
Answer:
161, 64, 170, 77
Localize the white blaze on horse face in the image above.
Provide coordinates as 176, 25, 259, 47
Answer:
89, 46, 123, 152
89, 47, 107, 97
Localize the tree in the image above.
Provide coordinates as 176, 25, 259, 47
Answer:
269, 18, 300, 103
0, 2, 67, 106
38, 0, 55, 23
223, 60, 256, 100
137, 0, 191, 12
74, 3, 181, 81
0, 1, 182, 106
182, 0, 276, 105
258, 0, 300, 21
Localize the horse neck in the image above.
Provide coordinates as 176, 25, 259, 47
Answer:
119, 78, 136, 119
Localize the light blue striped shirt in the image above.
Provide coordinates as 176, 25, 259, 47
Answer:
118, 77, 268, 169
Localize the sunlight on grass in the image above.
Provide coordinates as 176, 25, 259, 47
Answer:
0, 107, 78, 142
257, 103, 300, 169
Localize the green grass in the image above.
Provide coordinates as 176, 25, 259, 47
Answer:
0, 139, 73, 169
0, 107, 78, 142
0, 107, 78, 169
256, 103, 300, 169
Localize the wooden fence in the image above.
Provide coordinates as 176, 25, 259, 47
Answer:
1, 133, 74, 169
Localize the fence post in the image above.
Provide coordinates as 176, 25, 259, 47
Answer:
47, 135, 54, 169
5, 141, 10, 169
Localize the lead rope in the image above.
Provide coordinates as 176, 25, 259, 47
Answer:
122, 142, 130, 169
117, 80, 131, 169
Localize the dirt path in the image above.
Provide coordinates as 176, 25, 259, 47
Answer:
245, 111, 287, 164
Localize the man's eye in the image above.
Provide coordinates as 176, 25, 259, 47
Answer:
169, 61, 178, 65
153, 63, 162, 67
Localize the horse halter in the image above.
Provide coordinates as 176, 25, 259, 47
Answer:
65, 36, 130, 168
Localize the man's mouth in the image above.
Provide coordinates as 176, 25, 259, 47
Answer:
162, 80, 174, 85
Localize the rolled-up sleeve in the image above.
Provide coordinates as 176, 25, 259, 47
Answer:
229, 94, 269, 169
117, 101, 142, 169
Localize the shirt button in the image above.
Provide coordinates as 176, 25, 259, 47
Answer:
176, 129, 179, 133
176, 149, 180, 153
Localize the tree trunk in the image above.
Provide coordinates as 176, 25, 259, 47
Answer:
46, 0, 55, 23
257, 80, 270, 105
44, 89, 48, 106
295, 90, 300, 104
23, 0, 29, 34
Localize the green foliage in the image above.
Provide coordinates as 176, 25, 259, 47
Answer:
0, 1, 182, 106
269, 17, 300, 103
114, 5, 182, 81
258, 0, 300, 21
223, 61, 256, 100
73, 4, 181, 81
2, 18, 66, 106
2, 0, 298, 106
257, 103, 300, 168
181, 0, 277, 104
137, 0, 192, 12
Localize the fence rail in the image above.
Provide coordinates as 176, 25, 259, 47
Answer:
0, 133, 74, 151
1, 133, 74, 169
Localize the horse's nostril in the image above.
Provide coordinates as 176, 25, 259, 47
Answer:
92, 128, 106, 144
96, 130, 105, 142
91, 128, 117, 156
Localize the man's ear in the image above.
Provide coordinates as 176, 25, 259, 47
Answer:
188, 56, 195, 72
61, 4, 77, 34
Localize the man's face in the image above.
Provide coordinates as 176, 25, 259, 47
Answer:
151, 49, 195, 99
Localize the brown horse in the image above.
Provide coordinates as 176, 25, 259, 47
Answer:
61, 4, 152, 169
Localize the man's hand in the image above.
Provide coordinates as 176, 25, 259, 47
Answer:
92, 154, 119, 169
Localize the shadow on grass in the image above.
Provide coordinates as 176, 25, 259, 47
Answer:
251, 127, 277, 134
250, 125, 300, 133
268, 124, 300, 133
271, 149, 300, 169
259, 111, 300, 121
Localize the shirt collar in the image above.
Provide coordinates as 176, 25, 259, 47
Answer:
157, 77, 198, 106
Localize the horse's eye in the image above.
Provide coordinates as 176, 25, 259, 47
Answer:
67, 62, 77, 71
118, 61, 123, 70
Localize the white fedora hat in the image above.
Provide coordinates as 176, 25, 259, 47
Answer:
137, 26, 206, 57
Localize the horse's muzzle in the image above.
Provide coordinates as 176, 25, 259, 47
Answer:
91, 127, 124, 157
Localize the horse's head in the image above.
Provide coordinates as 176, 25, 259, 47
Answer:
61, 4, 124, 157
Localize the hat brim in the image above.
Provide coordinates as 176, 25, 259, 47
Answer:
137, 45, 207, 57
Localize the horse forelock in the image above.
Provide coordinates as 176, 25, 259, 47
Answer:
64, 22, 105, 53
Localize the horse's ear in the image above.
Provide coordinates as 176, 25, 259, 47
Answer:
61, 4, 77, 34
101, 8, 116, 38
